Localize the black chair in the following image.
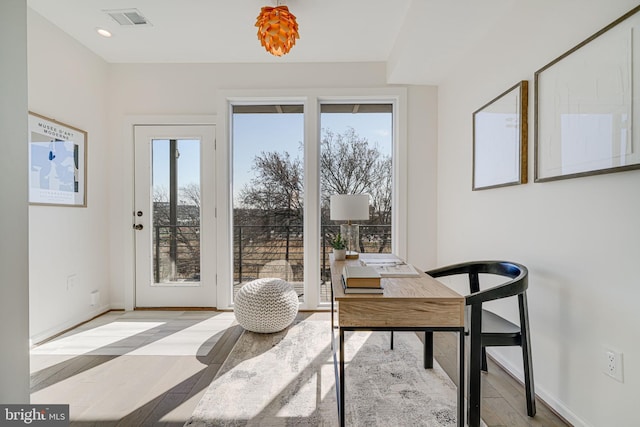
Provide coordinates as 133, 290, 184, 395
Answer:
427, 261, 535, 427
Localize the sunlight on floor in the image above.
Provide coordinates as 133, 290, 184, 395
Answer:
30, 311, 241, 424
128, 313, 236, 357
31, 322, 166, 355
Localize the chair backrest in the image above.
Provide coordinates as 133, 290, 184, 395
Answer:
427, 261, 528, 306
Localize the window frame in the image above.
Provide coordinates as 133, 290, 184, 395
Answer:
216, 88, 407, 310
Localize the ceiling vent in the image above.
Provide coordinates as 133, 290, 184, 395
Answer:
103, 9, 152, 27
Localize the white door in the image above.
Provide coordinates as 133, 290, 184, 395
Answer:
134, 125, 216, 307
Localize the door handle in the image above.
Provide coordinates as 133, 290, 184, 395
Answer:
133, 224, 143, 230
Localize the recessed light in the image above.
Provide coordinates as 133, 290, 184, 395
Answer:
96, 28, 112, 38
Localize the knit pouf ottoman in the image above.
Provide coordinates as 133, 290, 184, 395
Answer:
234, 278, 299, 333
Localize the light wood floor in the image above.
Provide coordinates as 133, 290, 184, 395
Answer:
430, 332, 570, 427
30, 310, 569, 426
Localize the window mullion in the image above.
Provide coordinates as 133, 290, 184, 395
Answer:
303, 97, 320, 308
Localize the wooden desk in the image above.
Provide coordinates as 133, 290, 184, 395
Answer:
330, 254, 467, 427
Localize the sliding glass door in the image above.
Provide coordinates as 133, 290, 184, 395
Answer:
225, 94, 400, 309
231, 105, 305, 302
319, 104, 394, 303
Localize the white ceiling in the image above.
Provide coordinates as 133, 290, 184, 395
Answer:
27, 0, 515, 85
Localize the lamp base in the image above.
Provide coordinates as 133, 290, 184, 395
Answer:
340, 223, 360, 259
345, 250, 359, 259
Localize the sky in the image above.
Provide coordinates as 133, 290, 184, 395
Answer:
150, 110, 393, 203
152, 139, 201, 196
232, 111, 393, 197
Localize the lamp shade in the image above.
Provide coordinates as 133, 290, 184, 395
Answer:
330, 194, 370, 221
255, 5, 299, 57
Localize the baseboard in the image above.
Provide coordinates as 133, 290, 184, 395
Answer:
133, 306, 217, 311
30, 304, 113, 347
487, 349, 590, 427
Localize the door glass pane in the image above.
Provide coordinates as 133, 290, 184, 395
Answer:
320, 104, 393, 303
152, 139, 201, 283
232, 105, 304, 302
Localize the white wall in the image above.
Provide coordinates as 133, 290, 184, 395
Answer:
27, 10, 111, 343
0, 0, 30, 403
406, 86, 438, 271
106, 63, 438, 308
436, 1, 640, 425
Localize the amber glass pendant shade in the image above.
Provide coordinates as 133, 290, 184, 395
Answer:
255, 5, 300, 57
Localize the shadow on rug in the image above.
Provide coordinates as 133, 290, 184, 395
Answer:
186, 313, 460, 426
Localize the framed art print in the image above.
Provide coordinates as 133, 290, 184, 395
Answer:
535, 5, 640, 182
473, 81, 528, 190
28, 112, 87, 207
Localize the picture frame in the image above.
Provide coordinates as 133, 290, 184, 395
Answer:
472, 81, 528, 190
28, 112, 87, 207
534, 5, 640, 182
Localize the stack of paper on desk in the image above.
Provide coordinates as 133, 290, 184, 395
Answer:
361, 258, 420, 277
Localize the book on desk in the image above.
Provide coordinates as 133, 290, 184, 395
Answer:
341, 265, 384, 294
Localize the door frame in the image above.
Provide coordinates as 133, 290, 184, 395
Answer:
133, 124, 215, 308
121, 116, 216, 311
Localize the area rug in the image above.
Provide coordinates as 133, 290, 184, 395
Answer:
186, 313, 461, 426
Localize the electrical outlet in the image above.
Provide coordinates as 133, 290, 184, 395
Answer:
603, 348, 624, 382
90, 290, 100, 306
66, 274, 77, 291
606, 351, 615, 374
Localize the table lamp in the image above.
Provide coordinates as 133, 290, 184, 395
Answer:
330, 194, 370, 259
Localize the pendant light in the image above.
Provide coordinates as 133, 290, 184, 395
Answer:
255, 1, 299, 56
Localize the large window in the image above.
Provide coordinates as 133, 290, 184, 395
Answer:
224, 94, 401, 309
319, 104, 393, 302
231, 105, 305, 301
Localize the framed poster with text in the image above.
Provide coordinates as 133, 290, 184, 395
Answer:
28, 112, 87, 207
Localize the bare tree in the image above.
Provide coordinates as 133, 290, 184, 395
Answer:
320, 127, 381, 197
369, 156, 392, 225
236, 127, 392, 257
319, 127, 392, 252
238, 151, 303, 263
239, 151, 303, 221
238, 128, 390, 221
179, 182, 200, 211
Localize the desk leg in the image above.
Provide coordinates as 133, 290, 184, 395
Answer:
458, 329, 465, 427
468, 317, 481, 427
424, 331, 433, 369
339, 328, 345, 427
330, 297, 335, 350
